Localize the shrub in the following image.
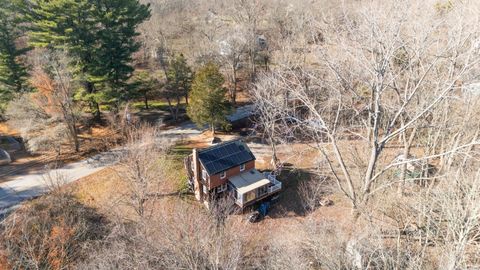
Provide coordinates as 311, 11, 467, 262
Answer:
0, 194, 108, 269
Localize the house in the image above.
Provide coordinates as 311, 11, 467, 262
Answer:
184, 139, 282, 208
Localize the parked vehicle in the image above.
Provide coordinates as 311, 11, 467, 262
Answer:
248, 201, 271, 223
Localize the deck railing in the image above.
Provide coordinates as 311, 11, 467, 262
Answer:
234, 173, 283, 207
266, 174, 282, 193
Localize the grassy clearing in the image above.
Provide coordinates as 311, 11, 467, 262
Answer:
95, 99, 187, 112
169, 142, 193, 192
132, 100, 186, 111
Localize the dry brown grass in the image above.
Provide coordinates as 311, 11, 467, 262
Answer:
67, 129, 422, 262
71, 167, 123, 210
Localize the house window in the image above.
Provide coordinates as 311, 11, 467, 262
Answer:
216, 183, 227, 193
245, 190, 256, 203
257, 185, 268, 197
220, 171, 226, 179
202, 169, 207, 180
240, 163, 245, 171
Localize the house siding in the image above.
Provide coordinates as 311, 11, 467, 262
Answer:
208, 160, 255, 189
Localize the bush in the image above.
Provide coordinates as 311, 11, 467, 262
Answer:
0, 194, 108, 269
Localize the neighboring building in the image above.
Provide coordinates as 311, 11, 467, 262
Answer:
184, 139, 282, 208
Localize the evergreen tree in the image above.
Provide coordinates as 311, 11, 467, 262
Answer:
28, 0, 104, 119
131, 70, 157, 109
28, 0, 150, 119
0, 0, 30, 111
166, 54, 193, 104
92, 0, 151, 104
187, 62, 231, 134
164, 54, 193, 121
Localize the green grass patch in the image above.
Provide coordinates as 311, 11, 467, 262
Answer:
132, 100, 186, 111
166, 142, 193, 193
164, 156, 189, 193
169, 143, 193, 160
99, 104, 112, 111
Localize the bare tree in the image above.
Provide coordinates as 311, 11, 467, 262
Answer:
79, 200, 246, 270
253, 0, 480, 215
5, 93, 68, 155
230, 0, 265, 81
298, 174, 330, 213
115, 124, 172, 220
6, 50, 81, 154
0, 191, 107, 269
39, 51, 81, 152
218, 28, 247, 104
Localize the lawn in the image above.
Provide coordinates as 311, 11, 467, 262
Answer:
72, 141, 192, 215
96, 99, 186, 112
132, 99, 186, 111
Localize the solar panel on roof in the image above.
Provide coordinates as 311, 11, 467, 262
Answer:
197, 141, 255, 175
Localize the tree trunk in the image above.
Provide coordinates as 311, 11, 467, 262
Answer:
363, 146, 379, 195
174, 96, 181, 123
85, 81, 101, 122
231, 64, 237, 104
398, 125, 418, 194
166, 97, 175, 120
72, 124, 80, 152
144, 93, 149, 109
250, 50, 256, 82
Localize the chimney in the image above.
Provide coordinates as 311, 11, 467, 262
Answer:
192, 148, 203, 202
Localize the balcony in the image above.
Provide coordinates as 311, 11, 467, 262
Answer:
229, 169, 283, 207
266, 173, 282, 194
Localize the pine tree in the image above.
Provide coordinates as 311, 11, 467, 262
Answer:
92, 0, 151, 107
28, 0, 150, 119
0, 0, 30, 111
131, 70, 157, 110
28, 0, 104, 119
187, 62, 231, 134
164, 54, 193, 121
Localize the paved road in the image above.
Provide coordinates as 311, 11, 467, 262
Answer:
0, 121, 203, 214
0, 105, 254, 215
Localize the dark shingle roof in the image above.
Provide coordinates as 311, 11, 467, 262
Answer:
198, 140, 255, 175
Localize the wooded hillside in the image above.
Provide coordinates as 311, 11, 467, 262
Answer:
1, 0, 480, 269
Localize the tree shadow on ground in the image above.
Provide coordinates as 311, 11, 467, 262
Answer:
268, 167, 313, 218
257, 164, 331, 219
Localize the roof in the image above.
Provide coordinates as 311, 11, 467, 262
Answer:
198, 139, 255, 175
229, 169, 271, 194
226, 104, 255, 122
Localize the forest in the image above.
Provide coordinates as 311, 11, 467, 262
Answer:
1, 0, 480, 269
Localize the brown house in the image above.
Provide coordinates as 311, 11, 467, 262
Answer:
184, 139, 282, 208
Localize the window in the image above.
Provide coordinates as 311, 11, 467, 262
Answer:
257, 185, 268, 197
240, 163, 245, 171
216, 183, 227, 193
245, 190, 256, 203
220, 171, 226, 179
202, 169, 207, 180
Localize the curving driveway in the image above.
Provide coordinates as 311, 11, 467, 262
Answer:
0, 121, 204, 215
0, 105, 254, 215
